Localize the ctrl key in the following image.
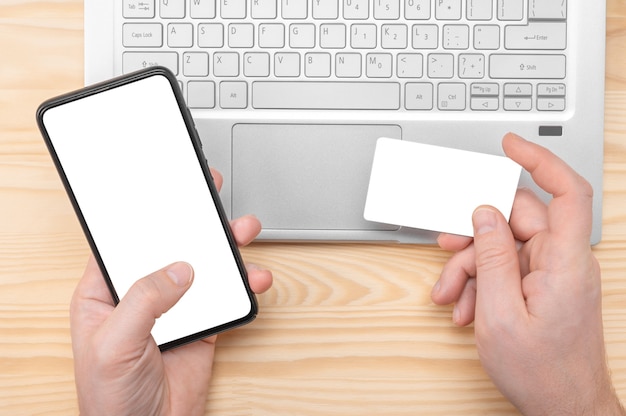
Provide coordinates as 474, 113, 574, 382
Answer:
122, 52, 178, 75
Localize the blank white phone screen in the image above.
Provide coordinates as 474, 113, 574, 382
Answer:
42, 74, 253, 347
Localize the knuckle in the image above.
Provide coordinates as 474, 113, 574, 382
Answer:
131, 275, 163, 306
578, 176, 594, 199
475, 243, 513, 273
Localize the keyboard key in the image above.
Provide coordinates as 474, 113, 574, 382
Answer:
366, 53, 392, 77
320, 24, 347, 48
275, 52, 301, 76
123, 0, 155, 18
244, 52, 270, 76
259, 24, 285, 48
305, 53, 332, 77
221, 0, 247, 18
160, 0, 185, 18
313, 0, 339, 19
228, 23, 254, 48
412, 25, 438, 49
438, 83, 466, 110
427, 53, 454, 78
251, 82, 400, 109
505, 22, 567, 50
187, 81, 215, 108
344, 0, 369, 19
374, 0, 400, 19
497, 0, 523, 21
290, 24, 316, 48
252, 0, 277, 18
459, 54, 484, 78
397, 53, 423, 78
504, 83, 532, 96
490, 54, 566, 79
282, 0, 308, 18
528, 0, 567, 20
336, 53, 362, 77
443, 24, 469, 49
214, 52, 240, 76
537, 83, 565, 96
474, 25, 500, 50
381, 24, 408, 49
467, 0, 492, 20
504, 97, 532, 110
122, 51, 178, 74
537, 97, 565, 111
220, 81, 248, 108
405, 82, 433, 109
351, 24, 377, 48
404, 0, 430, 20
435, 0, 461, 20
167, 23, 193, 47
123, 23, 163, 47
471, 82, 499, 96
471, 97, 498, 110
190, 0, 216, 18
183, 52, 209, 76
198, 23, 224, 47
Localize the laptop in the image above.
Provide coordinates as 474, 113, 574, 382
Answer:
84, 0, 605, 244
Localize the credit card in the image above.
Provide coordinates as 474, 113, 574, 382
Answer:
364, 138, 522, 237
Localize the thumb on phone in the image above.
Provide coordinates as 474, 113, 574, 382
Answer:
106, 262, 194, 344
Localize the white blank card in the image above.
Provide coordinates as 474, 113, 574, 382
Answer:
364, 138, 522, 237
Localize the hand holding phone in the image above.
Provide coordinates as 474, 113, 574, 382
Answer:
37, 67, 257, 351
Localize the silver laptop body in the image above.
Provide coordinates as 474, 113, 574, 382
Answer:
85, 0, 605, 243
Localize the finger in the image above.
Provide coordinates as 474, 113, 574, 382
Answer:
246, 264, 273, 294
437, 233, 473, 251
452, 277, 477, 327
472, 206, 526, 323
431, 243, 476, 305
210, 168, 223, 192
72, 255, 115, 306
230, 214, 262, 247
508, 188, 549, 242
70, 255, 116, 353
502, 133, 593, 244
104, 262, 194, 344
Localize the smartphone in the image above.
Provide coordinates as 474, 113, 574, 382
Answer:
36, 67, 257, 351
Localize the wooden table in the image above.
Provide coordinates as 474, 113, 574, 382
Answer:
2, 1, 626, 414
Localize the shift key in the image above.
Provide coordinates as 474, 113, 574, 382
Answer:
123, 52, 178, 75
490, 54, 565, 79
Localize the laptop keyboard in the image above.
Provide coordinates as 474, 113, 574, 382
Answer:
120, 0, 567, 112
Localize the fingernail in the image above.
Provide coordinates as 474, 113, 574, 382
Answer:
166, 262, 193, 287
506, 132, 525, 141
247, 263, 261, 271
473, 207, 497, 236
453, 304, 461, 325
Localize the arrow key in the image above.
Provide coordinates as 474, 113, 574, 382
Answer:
538, 97, 565, 111
471, 97, 499, 111
504, 97, 532, 111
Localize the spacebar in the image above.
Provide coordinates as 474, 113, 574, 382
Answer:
252, 81, 400, 110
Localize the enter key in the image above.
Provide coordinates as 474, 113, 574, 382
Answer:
505, 22, 566, 50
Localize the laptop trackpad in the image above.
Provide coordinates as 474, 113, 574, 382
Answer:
232, 124, 401, 230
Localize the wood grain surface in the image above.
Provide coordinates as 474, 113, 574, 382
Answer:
1, 1, 626, 414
